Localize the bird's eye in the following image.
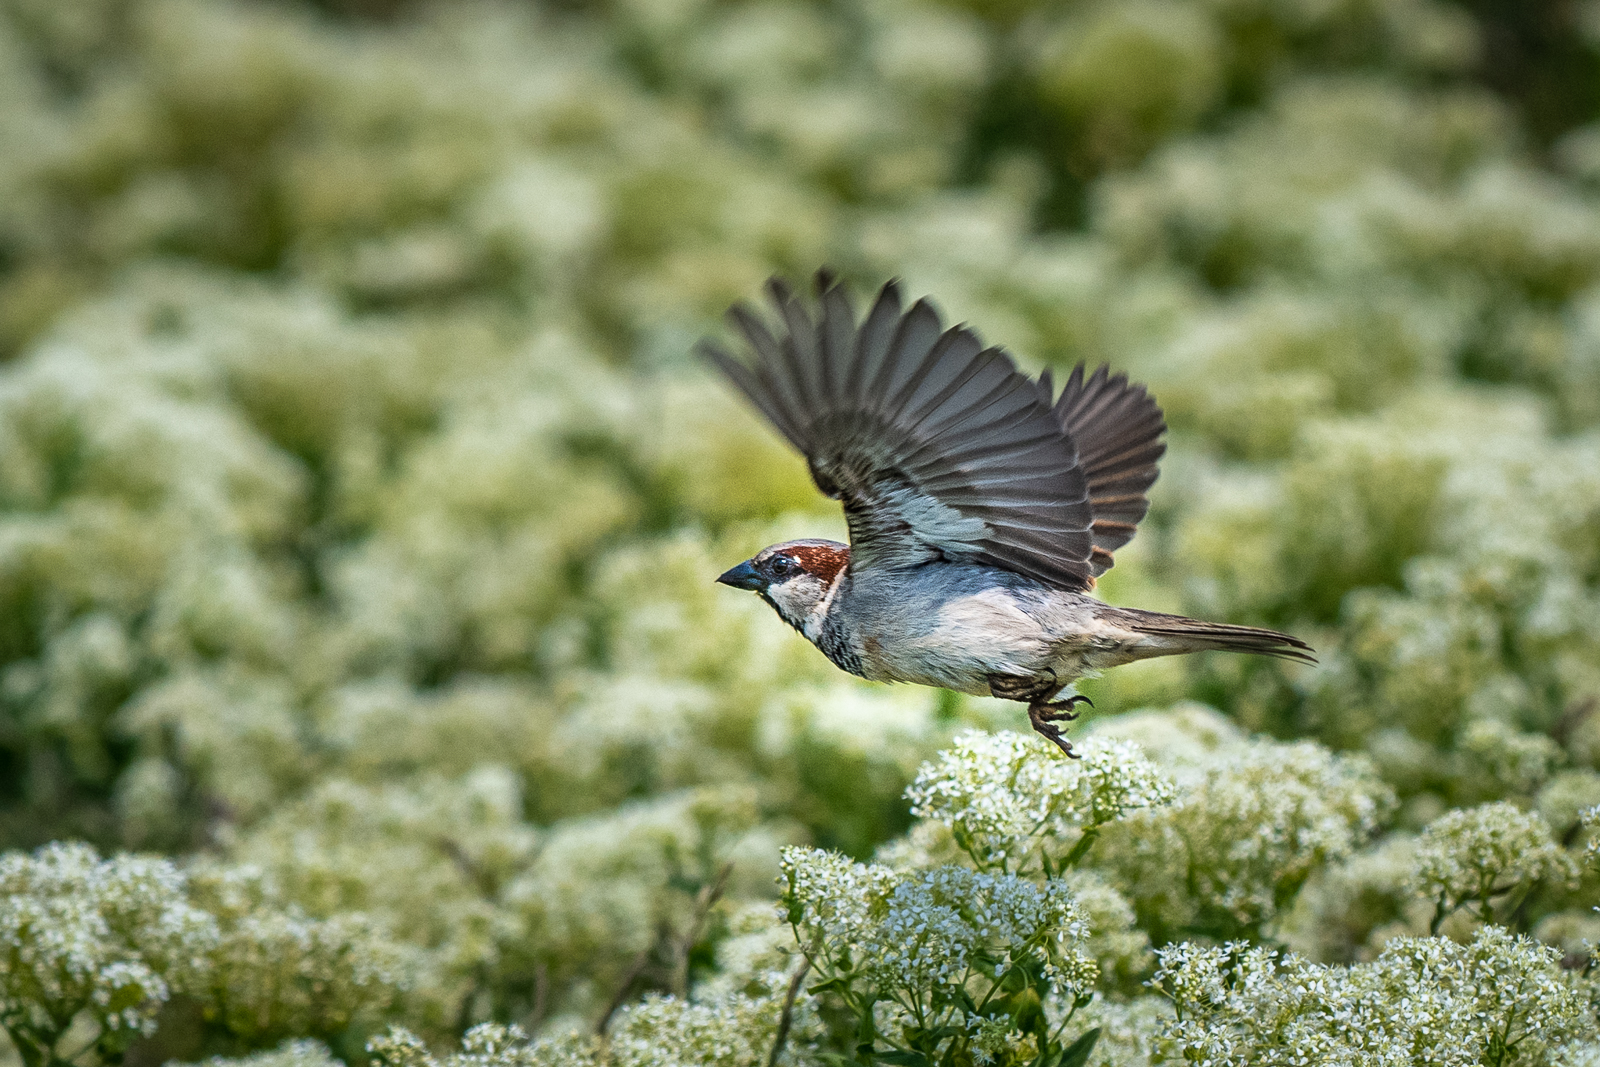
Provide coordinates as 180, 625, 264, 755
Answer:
768, 556, 800, 579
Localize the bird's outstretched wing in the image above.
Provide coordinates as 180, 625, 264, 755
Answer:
1041, 364, 1167, 577
699, 273, 1123, 591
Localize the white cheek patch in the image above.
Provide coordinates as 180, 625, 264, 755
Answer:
810, 573, 842, 635
765, 576, 825, 634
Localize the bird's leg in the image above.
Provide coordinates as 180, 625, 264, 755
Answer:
988, 672, 1093, 760
1027, 695, 1093, 760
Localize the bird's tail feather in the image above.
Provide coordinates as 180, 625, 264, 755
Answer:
1119, 609, 1316, 665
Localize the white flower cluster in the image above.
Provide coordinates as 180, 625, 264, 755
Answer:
697, 901, 812, 1005
782, 847, 1089, 995
779, 844, 1100, 1063
1411, 802, 1578, 924
606, 994, 787, 1067
367, 994, 787, 1067
182, 861, 417, 1043
183, 1040, 344, 1067
0, 842, 416, 1064
904, 731, 1177, 872
0, 843, 215, 1060
1154, 926, 1597, 1064
503, 785, 771, 1019
206, 907, 414, 1043
1579, 805, 1600, 870
370, 1023, 594, 1067
223, 769, 533, 1027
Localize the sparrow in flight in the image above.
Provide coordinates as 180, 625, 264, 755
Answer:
700, 272, 1313, 757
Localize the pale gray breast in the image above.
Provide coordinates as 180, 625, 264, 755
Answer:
833, 564, 1068, 693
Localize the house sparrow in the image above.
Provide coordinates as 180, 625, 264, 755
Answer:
700, 272, 1313, 757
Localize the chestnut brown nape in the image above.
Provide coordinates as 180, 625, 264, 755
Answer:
773, 540, 849, 586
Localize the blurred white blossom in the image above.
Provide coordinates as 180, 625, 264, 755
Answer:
1098, 738, 1395, 939
0, 0, 1598, 1060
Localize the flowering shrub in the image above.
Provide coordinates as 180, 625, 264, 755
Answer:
1152, 929, 1595, 1065
780, 848, 1097, 1064
1095, 738, 1395, 941
1, 0, 1599, 1063
1410, 802, 1580, 934
0, 845, 410, 1067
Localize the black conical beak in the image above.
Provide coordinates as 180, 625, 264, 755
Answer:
716, 560, 764, 591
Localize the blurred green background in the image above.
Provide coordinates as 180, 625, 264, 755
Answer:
2, 0, 1600, 1058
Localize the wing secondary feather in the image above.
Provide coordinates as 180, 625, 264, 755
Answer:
1040, 363, 1167, 576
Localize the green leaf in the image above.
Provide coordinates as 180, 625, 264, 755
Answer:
1011, 987, 1044, 1032
874, 1053, 932, 1066
809, 975, 850, 996
901, 1024, 960, 1050
1061, 830, 1101, 870
1055, 1028, 1102, 1067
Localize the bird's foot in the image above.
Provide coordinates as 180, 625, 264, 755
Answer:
1027, 695, 1093, 759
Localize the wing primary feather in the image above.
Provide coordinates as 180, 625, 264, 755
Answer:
908, 376, 1056, 449
729, 303, 811, 432
896, 328, 989, 429
901, 424, 1072, 473
849, 280, 903, 399
727, 302, 784, 367
695, 339, 811, 450
817, 276, 857, 404
872, 298, 945, 413
897, 366, 1030, 445
1048, 360, 1167, 576
767, 278, 825, 415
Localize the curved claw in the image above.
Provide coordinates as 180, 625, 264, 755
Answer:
1027, 699, 1083, 759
